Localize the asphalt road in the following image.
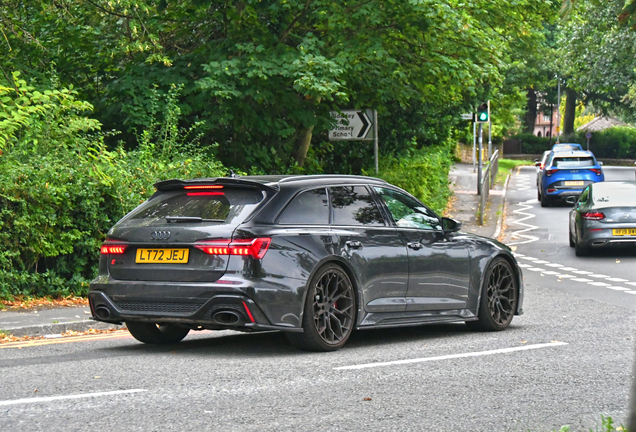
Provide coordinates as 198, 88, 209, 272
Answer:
1, 166, 635, 432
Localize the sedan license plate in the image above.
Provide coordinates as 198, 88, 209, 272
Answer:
612, 229, 636, 236
564, 181, 584, 186
135, 248, 189, 264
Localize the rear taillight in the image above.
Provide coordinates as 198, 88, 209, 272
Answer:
582, 212, 605, 221
184, 185, 223, 190
546, 168, 559, 176
187, 192, 225, 196
100, 244, 128, 254
195, 238, 271, 259
590, 168, 602, 175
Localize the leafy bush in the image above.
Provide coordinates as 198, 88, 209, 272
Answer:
0, 75, 226, 300
506, 127, 636, 158
368, 140, 453, 214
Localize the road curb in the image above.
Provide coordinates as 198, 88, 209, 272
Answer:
493, 172, 512, 240
3, 320, 123, 338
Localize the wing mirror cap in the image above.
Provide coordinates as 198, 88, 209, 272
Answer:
442, 217, 462, 233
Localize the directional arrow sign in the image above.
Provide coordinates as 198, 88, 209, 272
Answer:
329, 110, 374, 141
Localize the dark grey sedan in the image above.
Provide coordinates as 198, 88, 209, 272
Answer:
90, 175, 524, 351
568, 181, 636, 256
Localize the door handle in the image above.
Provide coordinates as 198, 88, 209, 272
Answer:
345, 240, 363, 249
407, 242, 423, 250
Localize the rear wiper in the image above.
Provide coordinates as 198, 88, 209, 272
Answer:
165, 216, 225, 223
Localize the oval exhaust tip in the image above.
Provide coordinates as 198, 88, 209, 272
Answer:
94, 306, 112, 320
213, 311, 241, 325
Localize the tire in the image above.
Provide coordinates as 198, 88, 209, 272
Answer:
540, 193, 550, 207
286, 264, 356, 352
574, 228, 590, 257
569, 230, 575, 247
126, 322, 190, 344
466, 257, 518, 332
537, 189, 541, 201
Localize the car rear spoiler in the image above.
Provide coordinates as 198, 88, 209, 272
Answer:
154, 178, 280, 193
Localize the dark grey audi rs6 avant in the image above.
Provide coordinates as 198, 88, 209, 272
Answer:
89, 175, 524, 351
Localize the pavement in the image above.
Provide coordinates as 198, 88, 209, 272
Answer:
0, 163, 506, 339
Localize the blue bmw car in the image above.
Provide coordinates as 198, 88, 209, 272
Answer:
538, 150, 604, 207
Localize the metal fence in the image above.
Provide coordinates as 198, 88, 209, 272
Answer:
478, 149, 499, 225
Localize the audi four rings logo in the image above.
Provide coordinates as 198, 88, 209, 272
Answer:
151, 231, 171, 240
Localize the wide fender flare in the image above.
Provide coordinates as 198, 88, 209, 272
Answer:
474, 250, 524, 316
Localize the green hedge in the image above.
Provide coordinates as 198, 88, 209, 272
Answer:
507, 127, 636, 158
369, 142, 453, 215
0, 76, 227, 300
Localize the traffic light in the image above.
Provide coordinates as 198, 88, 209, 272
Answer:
476, 102, 489, 123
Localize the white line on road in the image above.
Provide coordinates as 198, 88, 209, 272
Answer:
571, 278, 592, 282
508, 200, 540, 246
607, 286, 632, 291
334, 342, 569, 371
546, 263, 564, 268
0, 389, 147, 407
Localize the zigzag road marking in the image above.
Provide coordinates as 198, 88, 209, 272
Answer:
508, 199, 539, 246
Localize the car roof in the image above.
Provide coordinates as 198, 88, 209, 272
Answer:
589, 181, 636, 191
551, 150, 595, 158
154, 174, 389, 192
552, 143, 582, 148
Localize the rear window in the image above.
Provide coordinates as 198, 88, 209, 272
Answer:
279, 188, 329, 225
592, 188, 636, 205
127, 188, 265, 225
553, 157, 595, 168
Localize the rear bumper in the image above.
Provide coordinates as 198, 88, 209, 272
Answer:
89, 274, 306, 331
579, 227, 636, 249
88, 291, 302, 332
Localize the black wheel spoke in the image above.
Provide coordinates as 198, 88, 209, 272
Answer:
485, 261, 517, 327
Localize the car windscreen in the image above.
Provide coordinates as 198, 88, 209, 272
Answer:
126, 187, 265, 225
553, 157, 595, 168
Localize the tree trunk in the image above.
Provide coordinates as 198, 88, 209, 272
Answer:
524, 88, 537, 134
294, 125, 314, 168
563, 88, 577, 135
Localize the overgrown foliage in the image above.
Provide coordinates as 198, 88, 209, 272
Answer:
0, 75, 226, 300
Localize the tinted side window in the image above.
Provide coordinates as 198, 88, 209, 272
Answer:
330, 186, 385, 227
279, 188, 329, 225
374, 187, 442, 230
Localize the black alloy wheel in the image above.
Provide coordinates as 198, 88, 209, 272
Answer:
126, 322, 190, 344
467, 257, 518, 331
287, 264, 356, 352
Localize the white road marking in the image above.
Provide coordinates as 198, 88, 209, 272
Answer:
626, 282, 636, 287
560, 267, 578, 271
571, 278, 592, 282
334, 342, 569, 371
518, 264, 532, 268
558, 275, 575, 278
508, 200, 540, 246
519, 256, 538, 261
546, 263, 564, 268
0, 389, 147, 407
589, 274, 610, 279
541, 271, 560, 275
572, 271, 593, 275
607, 286, 632, 291
533, 260, 550, 264
514, 253, 525, 257
588, 282, 610, 287
607, 278, 628, 282
526, 268, 545, 272
626, 291, 636, 295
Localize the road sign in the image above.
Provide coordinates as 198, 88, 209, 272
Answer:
585, 131, 592, 139
461, 113, 474, 121
329, 110, 374, 140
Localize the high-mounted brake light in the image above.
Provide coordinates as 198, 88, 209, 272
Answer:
589, 168, 602, 175
546, 168, 559, 176
184, 185, 224, 190
195, 238, 271, 259
582, 212, 605, 221
186, 192, 225, 196
100, 244, 128, 254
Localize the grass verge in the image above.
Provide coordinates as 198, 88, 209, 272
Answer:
496, 158, 533, 184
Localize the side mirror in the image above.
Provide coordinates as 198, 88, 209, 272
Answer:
565, 196, 577, 205
442, 217, 462, 233
598, 161, 604, 166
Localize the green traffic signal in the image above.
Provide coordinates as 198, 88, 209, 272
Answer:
476, 103, 489, 123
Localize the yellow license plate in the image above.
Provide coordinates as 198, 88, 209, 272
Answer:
135, 249, 189, 264
564, 181, 584, 186
612, 229, 636, 236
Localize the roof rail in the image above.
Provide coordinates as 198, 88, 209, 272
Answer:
277, 174, 388, 184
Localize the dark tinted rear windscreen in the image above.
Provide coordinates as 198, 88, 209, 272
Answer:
128, 188, 265, 225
